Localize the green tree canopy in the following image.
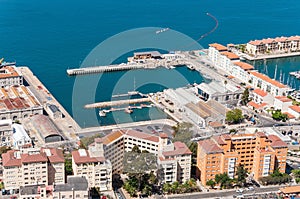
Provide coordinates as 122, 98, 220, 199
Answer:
240, 88, 250, 106
226, 108, 243, 124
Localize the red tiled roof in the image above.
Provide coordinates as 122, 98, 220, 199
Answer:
234, 62, 254, 70
0, 66, 20, 78
253, 89, 268, 97
72, 150, 105, 164
162, 142, 192, 156
21, 153, 48, 163
221, 134, 231, 140
2, 150, 21, 167
198, 139, 223, 154
289, 105, 300, 113
283, 112, 296, 119
100, 130, 124, 145
275, 96, 292, 103
212, 135, 226, 145
41, 148, 64, 163
220, 51, 240, 60
256, 132, 267, 138
209, 43, 227, 51
268, 135, 287, 148
249, 71, 286, 88
125, 129, 159, 143
159, 133, 168, 138
248, 101, 268, 109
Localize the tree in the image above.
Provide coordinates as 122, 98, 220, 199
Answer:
226, 108, 243, 124
79, 134, 103, 149
215, 173, 233, 189
132, 145, 141, 153
236, 164, 248, 187
206, 179, 216, 188
0, 146, 11, 156
65, 159, 73, 175
162, 183, 172, 194
240, 88, 250, 106
172, 122, 193, 145
272, 110, 288, 122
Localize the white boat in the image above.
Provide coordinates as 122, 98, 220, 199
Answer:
99, 110, 106, 117
124, 108, 133, 114
156, 28, 169, 34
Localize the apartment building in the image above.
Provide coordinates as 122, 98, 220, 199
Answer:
246, 35, 300, 55
231, 62, 254, 82
79, 129, 192, 185
197, 132, 287, 184
2, 148, 65, 193
208, 43, 228, 67
0, 66, 23, 87
72, 139, 112, 191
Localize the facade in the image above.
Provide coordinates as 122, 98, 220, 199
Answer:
288, 105, 300, 119
219, 51, 240, 72
231, 62, 254, 81
251, 88, 274, 105
72, 140, 112, 191
246, 36, 300, 55
0, 119, 12, 146
19, 185, 48, 199
197, 132, 287, 184
208, 43, 228, 67
0, 85, 43, 121
2, 148, 65, 193
53, 176, 89, 199
0, 66, 23, 87
249, 71, 291, 96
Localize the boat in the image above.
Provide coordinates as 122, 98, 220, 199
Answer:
124, 107, 133, 114
289, 71, 300, 79
99, 110, 106, 117
156, 28, 169, 34
0, 58, 16, 68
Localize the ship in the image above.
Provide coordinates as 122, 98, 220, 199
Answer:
289, 71, 300, 79
156, 28, 169, 34
0, 58, 16, 68
99, 110, 106, 117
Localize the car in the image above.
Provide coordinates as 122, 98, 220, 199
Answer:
248, 186, 254, 191
236, 188, 243, 193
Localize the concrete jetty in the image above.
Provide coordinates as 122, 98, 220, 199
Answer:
84, 97, 151, 109
66, 59, 186, 76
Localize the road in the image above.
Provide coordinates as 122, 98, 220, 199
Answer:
167, 185, 284, 199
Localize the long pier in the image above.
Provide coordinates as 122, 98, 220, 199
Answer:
67, 60, 186, 76
84, 97, 151, 109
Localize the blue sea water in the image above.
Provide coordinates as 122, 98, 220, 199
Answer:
0, 0, 300, 127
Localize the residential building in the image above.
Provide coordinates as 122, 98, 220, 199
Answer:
248, 71, 291, 96
251, 88, 274, 105
0, 66, 23, 87
80, 129, 192, 185
219, 51, 240, 72
274, 96, 293, 112
208, 43, 227, 67
288, 105, 300, 119
72, 139, 112, 191
246, 36, 300, 55
0, 119, 12, 146
53, 176, 89, 199
19, 185, 48, 199
231, 62, 254, 81
2, 148, 65, 193
197, 132, 287, 184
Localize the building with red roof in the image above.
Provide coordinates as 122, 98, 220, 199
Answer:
197, 133, 287, 184
2, 148, 65, 193
274, 96, 293, 112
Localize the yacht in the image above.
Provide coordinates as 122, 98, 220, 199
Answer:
124, 107, 133, 114
99, 110, 106, 117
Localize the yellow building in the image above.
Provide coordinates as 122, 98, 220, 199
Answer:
197, 132, 287, 184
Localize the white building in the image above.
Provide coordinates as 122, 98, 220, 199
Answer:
0, 119, 12, 146
12, 123, 31, 149
0, 66, 23, 87
273, 96, 293, 112
208, 43, 228, 67
83, 129, 193, 184
246, 35, 300, 55
251, 88, 274, 105
231, 62, 254, 81
248, 71, 291, 96
196, 81, 243, 105
2, 148, 65, 193
219, 51, 240, 72
288, 105, 300, 119
72, 141, 112, 191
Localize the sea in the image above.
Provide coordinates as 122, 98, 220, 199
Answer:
0, 0, 300, 127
